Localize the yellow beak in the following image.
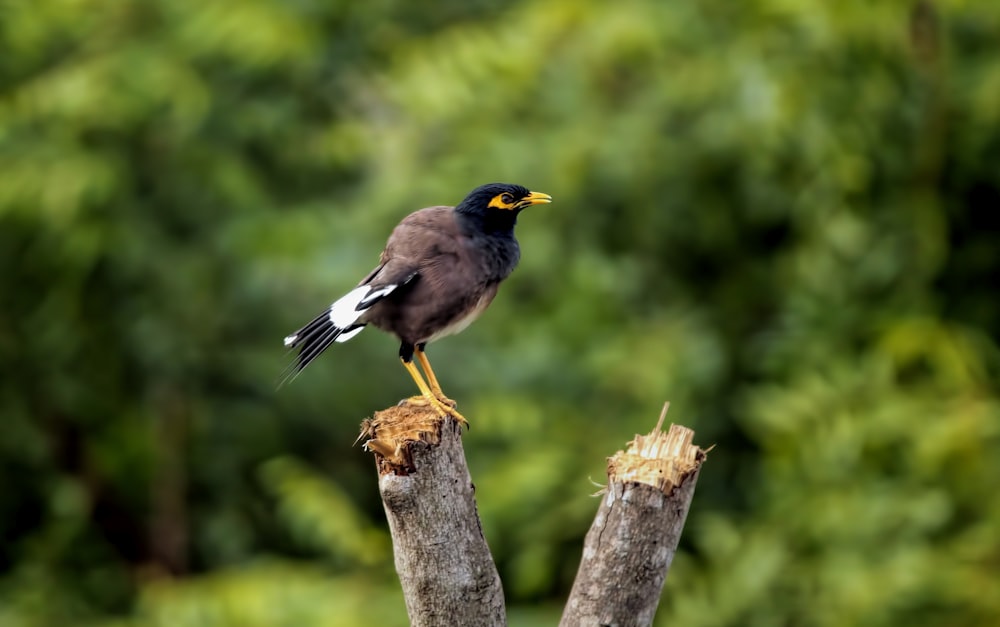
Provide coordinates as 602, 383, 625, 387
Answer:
517, 191, 553, 209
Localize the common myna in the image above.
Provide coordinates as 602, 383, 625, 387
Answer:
282, 183, 552, 425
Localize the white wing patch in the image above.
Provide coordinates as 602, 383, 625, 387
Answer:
328, 286, 373, 327
328, 282, 403, 328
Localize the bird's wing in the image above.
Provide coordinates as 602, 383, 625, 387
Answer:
280, 206, 459, 384
355, 261, 420, 310
358, 206, 465, 311
366, 206, 503, 346
380, 206, 461, 261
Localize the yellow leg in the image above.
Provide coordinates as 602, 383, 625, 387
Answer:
401, 359, 467, 427
415, 347, 454, 405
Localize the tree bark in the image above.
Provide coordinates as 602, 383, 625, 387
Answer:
560, 414, 706, 627
360, 402, 505, 627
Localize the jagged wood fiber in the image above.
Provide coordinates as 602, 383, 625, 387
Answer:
560, 422, 706, 627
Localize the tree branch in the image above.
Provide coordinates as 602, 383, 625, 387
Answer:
360, 403, 505, 627
561, 408, 707, 627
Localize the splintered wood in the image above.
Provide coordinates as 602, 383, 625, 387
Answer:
607, 422, 704, 494
359, 402, 449, 475
560, 406, 706, 627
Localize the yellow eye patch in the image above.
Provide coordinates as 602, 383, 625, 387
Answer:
487, 193, 517, 210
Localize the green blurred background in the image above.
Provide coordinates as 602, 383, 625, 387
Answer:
2, 0, 998, 625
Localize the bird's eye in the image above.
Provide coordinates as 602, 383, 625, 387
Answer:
501, 193, 514, 205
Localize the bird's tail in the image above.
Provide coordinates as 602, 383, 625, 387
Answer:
281, 312, 364, 376
279, 279, 412, 387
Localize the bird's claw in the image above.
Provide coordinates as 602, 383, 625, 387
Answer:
404, 395, 468, 428
436, 395, 457, 408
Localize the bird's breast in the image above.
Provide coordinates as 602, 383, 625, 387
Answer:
423, 287, 497, 343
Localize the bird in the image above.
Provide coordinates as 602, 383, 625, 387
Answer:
281, 183, 552, 425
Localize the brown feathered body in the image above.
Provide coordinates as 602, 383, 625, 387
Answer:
282, 183, 539, 379
361, 206, 519, 347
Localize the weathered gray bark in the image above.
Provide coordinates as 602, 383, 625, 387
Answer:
361, 401, 703, 627
560, 417, 706, 627
361, 403, 505, 627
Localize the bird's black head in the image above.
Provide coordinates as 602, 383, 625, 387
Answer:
455, 183, 552, 224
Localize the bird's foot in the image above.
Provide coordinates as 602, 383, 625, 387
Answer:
422, 383, 457, 407
435, 394, 457, 408
404, 395, 468, 428
405, 394, 457, 409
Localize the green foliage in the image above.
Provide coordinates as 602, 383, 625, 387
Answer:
1, 0, 998, 625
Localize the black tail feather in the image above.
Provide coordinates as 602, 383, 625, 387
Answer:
278, 314, 343, 387
296, 323, 341, 369
283, 310, 328, 348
